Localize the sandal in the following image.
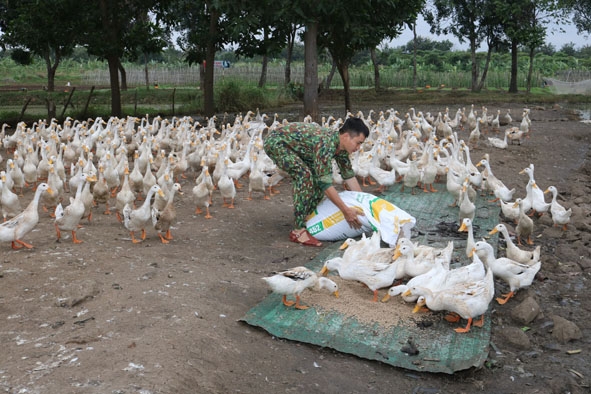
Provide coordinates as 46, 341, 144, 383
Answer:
289, 229, 323, 247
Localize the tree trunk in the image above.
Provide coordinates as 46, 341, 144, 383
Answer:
284, 25, 296, 86
144, 53, 150, 90
199, 62, 205, 91
259, 53, 268, 88
470, 37, 479, 92
371, 47, 380, 91
303, 21, 319, 122
476, 46, 494, 92
336, 60, 351, 113
118, 60, 127, 91
509, 40, 519, 93
203, 6, 219, 117
325, 60, 337, 89
44, 51, 60, 92
46, 98, 56, 120
107, 55, 122, 117
412, 24, 417, 91
526, 46, 535, 93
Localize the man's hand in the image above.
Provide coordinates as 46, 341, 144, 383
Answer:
343, 206, 364, 229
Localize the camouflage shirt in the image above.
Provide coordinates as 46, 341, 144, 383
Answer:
267, 122, 355, 191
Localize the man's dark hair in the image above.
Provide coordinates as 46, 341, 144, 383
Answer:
339, 117, 369, 138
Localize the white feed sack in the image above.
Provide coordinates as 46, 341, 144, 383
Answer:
305, 191, 416, 247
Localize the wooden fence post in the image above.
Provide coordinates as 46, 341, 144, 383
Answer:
60, 87, 76, 121
82, 86, 95, 119
45, 98, 56, 120
18, 97, 32, 122
172, 87, 176, 116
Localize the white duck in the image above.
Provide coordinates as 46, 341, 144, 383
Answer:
467, 117, 482, 149
487, 129, 509, 149
262, 266, 339, 310
152, 183, 182, 244
403, 259, 494, 333
458, 217, 476, 259
382, 259, 449, 303
41, 164, 64, 215
1, 171, 21, 221
218, 158, 237, 209
445, 167, 464, 207
393, 241, 453, 280
193, 165, 213, 219
368, 149, 397, 193
320, 255, 397, 302
80, 171, 96, 222
116, 167, 136, 223
460, 142, 483, 189
500, 109, 512, 126
400, 153, 420, 195
123, 184, 164, 243
506, 126, 526, 145
142, 159, 157, 196
489, 223, 541, 265
93, 164, 111, 215
129, 151, 145, 200
226, 137, 255, 188
499, 198, 520, 223
385, 251, 486, 304
490, 109, 501, 132
473, 241, 540, 305
544, 185, 572, 231
396, 237, 453, 263
477, 158, 515, 202
419, 144, 439, 193
0, 183, 52, 249
339, 231, 381, 262
7, 159, 25, 195
458, 179, 475, 225
54, 172, 96, 243
513, 198, 534, 246
247, 153, 269, 200
520, 164, 550, 216
22, 148, 38, 189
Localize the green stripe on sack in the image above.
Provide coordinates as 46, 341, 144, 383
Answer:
307, 222, 324, 235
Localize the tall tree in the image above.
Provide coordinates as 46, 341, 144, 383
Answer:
123, 12, 169, 91
0, 0, 83, 92
317, 0, 424, 112
284, 1, 323, 120
304, 20, 320, 119
72, 0, 168, 116
424, 0, 503, 92
173, 0, 234, 117
563, 0, 591, 33
226, 1, 292, 88
80, 0, 169, 117
497, 0, 568, 93
284, 24, 301, 86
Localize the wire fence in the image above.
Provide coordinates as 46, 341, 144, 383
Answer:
83, 64, 307, 87
553, 70, 591, 82
83, 63, 551, 90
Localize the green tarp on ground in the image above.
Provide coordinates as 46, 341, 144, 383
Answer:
242, 183, 500, 374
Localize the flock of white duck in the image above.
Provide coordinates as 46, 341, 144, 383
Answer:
0, 110, 281, 248
262, 105, 573, 334
0, 106, 573, 333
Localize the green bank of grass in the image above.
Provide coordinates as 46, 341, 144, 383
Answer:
1, 83, 589, 126
0, 81, 297, 125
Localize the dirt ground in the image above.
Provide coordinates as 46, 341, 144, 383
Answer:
0, 100, 590, 394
